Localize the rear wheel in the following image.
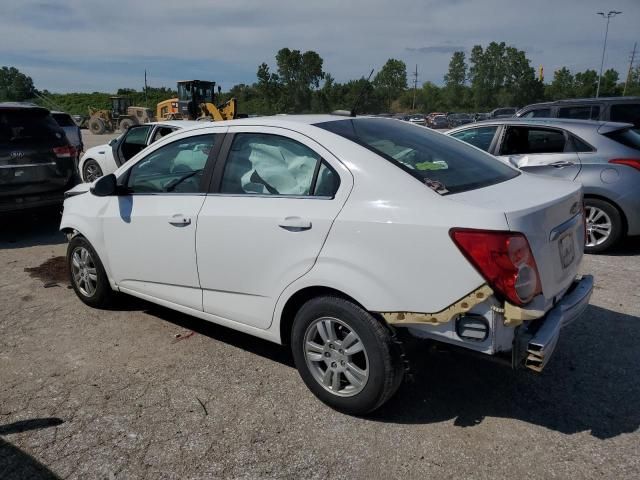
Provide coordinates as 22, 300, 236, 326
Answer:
67, 236, 113, 308
291, 296, 404, 415
88, 117, 106, 134
584, 198, 623, 254
82, 159, 103, 182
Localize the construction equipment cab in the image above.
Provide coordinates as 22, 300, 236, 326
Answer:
176, 80, 238, 121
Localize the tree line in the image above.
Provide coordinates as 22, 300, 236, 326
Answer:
2, 42, 640, 116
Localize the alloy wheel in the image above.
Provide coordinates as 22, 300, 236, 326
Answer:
71, 246, 98, 297
585, 205, 612, 247
303, 317, 369, 397
83, 162, 103, 182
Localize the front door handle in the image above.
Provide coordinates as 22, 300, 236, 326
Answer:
278, 216, 312, 232
168, 214, 191, 226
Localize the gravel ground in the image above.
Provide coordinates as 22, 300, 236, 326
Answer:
0, 132, 639, 479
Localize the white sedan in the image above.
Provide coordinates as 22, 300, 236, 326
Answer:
61, 115, 593, 414
78, 120, 200, 182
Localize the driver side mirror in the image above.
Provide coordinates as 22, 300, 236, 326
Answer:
90, 173, 117, 196
108, 138, 118, 146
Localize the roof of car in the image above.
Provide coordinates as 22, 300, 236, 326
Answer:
449, 117, 633, 132
520, 96, 640, 109
150, 120, 202, 128
175, 114, 371, 130
0, 102, 49, 111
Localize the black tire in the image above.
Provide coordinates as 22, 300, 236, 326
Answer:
88, 117, 106, 135
82, 159, 103, 182
291, 296, 404, 415
584, 198, 623, 254
67, 235, 114, 308
119, 118, 134, 131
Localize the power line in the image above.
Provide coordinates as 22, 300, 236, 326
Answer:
411, 64, 418, 111
623, 42, 637, 96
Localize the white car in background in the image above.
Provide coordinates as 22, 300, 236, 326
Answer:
61, 115, 593, 414
78, 120, 199, 182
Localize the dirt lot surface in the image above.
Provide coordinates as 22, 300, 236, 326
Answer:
1, 170, 639, 478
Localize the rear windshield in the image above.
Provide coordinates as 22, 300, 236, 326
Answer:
609, 103, 640, 129
52, 113, 76, 127
604, 128, 640, 151
315, 118, 519, 194
0, 109, 64, 143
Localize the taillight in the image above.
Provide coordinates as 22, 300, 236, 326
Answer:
609, 158, 640, 171
450, 229, 542, 306
53, 145, 75, 158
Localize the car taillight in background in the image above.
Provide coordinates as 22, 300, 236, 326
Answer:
450, 229, 542, 306
53, 145, 76, 158
608, 158, 640, 171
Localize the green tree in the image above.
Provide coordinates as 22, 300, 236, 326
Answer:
443, 51, 468, 110
275, 48, 325, 112
373, 58, 407, 110
574, 69, 598, 98
599, 68, 620, 97
0, 66, 37, 101
546, 67, 574, 100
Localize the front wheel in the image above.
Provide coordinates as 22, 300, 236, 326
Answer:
82, 159, 103, 182
291, 296, 404, 415
584, 198, 623, 254
67, 236, 114, 308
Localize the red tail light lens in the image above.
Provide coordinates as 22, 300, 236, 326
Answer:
450, 229, 542, 306
53, 145, 75, 158
609, 158, 640, 171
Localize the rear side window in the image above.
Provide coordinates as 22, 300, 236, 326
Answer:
500, 127, 566, 155
558, 105, 600, 120
449, 126, 498, 152
220, 133, 334, 197
51, 113, 75, 127
568, 135, 594, 153
316, 118, 518, 195
522, 108, 551, 118
610, 104, 640, 129
604, 128, 640, 150
0, 109, 64, 143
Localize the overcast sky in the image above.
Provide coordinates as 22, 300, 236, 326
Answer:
0, 0, 638, 93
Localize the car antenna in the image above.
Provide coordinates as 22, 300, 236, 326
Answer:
350, 69, 374, 117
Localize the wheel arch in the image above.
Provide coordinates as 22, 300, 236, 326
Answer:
583, 193, 628, 235
278, 285, 385, 347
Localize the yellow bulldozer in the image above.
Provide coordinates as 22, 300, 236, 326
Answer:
156, 80, 239, 122
88, 96, 154, 134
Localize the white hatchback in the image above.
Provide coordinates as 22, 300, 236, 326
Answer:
61, 115, 593, 414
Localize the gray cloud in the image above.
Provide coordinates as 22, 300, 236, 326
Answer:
406, 45, 466, 54
0, 0, 637, 92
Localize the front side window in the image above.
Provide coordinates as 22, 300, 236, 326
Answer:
316, 118, 518, 194
127, 134, 215, 194
558, 105, 600, 120
220, 133, 333, 196
450, 126, 499, 152
500, 127, 566, 155
120, 125, 152, 160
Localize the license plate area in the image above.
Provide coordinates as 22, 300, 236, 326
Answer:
558, 232, 575, 269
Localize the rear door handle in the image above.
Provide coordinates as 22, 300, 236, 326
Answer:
168, 214, 191, 226
278, 216, 312, 231
550, 161, 574, 168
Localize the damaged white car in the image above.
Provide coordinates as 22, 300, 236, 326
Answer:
60, 116, 593, 414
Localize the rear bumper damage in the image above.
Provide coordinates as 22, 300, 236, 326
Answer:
514, 275, 593, 372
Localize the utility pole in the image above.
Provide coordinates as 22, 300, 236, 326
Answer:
144, 69, 148, 106
596, 10, 622, 98
623, 42, 637, 96
411, 64, 418, 111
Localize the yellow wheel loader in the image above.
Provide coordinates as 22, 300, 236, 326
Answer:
156, 80, 239, 122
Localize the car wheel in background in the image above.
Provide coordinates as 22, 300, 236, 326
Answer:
82, 159, 103, 182
67, 235, 113, 308
291, 296, 404, 415
584, 198, 623, 254
88, 117, 106, 134
119, 118, 134, 131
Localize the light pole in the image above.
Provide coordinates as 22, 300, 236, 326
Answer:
596, 10, 622, 98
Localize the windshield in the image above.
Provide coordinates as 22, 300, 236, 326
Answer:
605, 128, 640, 151
315, 118, 519, 194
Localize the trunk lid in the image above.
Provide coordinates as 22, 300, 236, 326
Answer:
448, 173, 584, 303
